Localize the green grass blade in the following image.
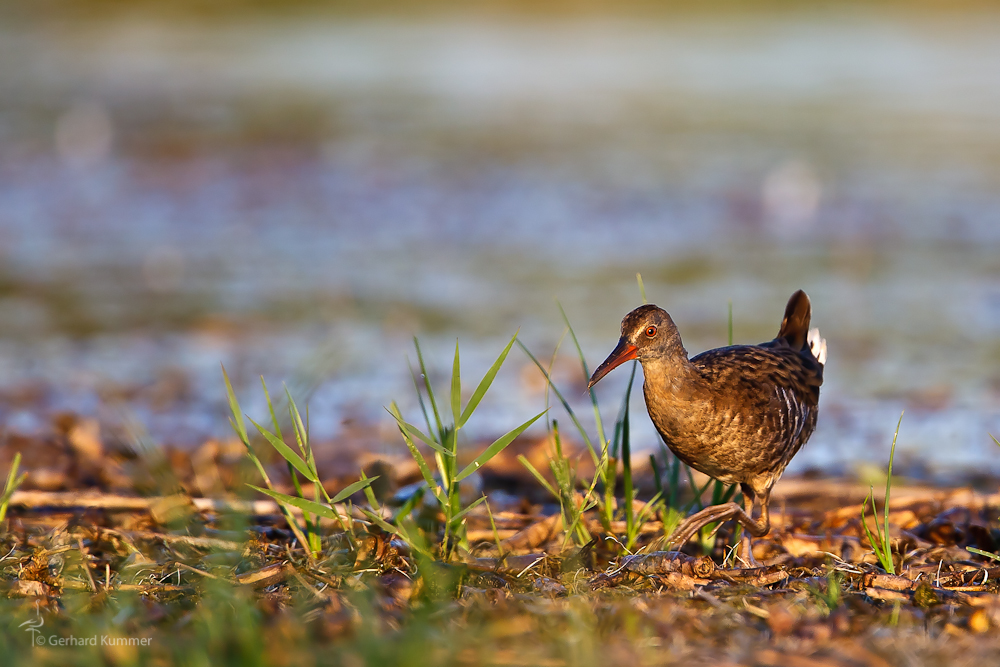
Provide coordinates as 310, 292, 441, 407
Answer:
446, 424, 459, 475
414, 338, 445, 440
358, 507, 399, 535
636, 272, 647, 304
287, 460, 311, 535
284, 387, 310, 459
550, 419, 567, 475
0, 472, 27, 524
581, 461, 607, 512
450, 495, 488, 524
710, 479, 735, 506
435, 451, 450, 493
331, 476, 379, 505
485, 500, 505, 556
221, 365, 249, 444
305, 403, 317, 475
557, 302, 609, 450
387, 411, 451, 456
393, 517, 435, 560
884, 412, 903, 554
872, 493, 887, 561
247, 417, 317, 483
627, 491, 664, 549
451, 339, 462, 428
622, 362, 637, 536
991, 433, 1000, 448
226, 370, 322, 554
864, 489, 882, 545
727, 299, 733, 346
248, 484, 342, 522
456, 410, 547, 482
459, 330, 519, 428
610, 419, 622, 460
861, 489, 888, 573
260, 376, 283, 441
542, 332, 567, 432
518, 455, 558, 498
634, 491, 663, 523
667, 447, 681, 511
685, 467, 712, 512
250, 489, 314, 555
388, 404, 447, 504
407, 422, 451, 456
224, 373, 290, 502
861, 487, 893, 574
558, 302, 593, 379
0, 453, 26, 523
721, 482, 736, 503
559, 304, 613, 535
409, 359, 436, 439
2, 452, 22, 495
968, 547, 1000, 562
563, 495, 597, 545
517, 340, 598, 463
650, 454, 663, 499
359, 469, 381, 511
231, 417, 272, 484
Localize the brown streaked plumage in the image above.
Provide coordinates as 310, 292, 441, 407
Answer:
589, 290, 826, 565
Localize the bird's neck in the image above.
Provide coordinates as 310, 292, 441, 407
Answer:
639, 351, 711, 462
638, 349, 700, 395
636, 327, 706, 415
637, 333, 712, 413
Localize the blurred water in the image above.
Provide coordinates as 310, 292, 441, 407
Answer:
1, 13, 1000, 478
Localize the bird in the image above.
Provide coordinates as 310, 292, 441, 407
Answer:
588, 290, 826, 565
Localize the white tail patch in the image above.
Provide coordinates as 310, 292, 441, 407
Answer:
808, 327, 827, 365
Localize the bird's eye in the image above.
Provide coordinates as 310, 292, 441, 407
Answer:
645, 326, 657, 338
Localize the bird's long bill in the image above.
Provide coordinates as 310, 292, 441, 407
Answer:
588, 337, 638, 389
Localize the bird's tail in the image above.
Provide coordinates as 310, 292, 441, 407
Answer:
777, 289, 811, 351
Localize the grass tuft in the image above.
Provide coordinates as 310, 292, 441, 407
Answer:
389, 332, 545, 560
861, 411, 904, 574
223, 365, 376, 557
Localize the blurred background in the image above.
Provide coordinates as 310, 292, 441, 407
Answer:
1, 0, 999, 485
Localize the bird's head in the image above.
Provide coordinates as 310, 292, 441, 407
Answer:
588, 304, 681, 389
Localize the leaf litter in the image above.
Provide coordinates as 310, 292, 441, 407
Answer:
0, 418, 999, 666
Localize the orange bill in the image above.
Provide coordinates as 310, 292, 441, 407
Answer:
588, 338, 637, 389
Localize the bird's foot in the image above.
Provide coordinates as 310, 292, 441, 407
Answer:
665, 502, 744, 552
665, 501, 769, 567
733, 533, 760, 569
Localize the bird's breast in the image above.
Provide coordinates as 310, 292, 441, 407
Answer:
641, 374, 792, 482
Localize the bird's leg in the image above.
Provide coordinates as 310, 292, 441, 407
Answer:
736, 485, 766, 568
666, 484, 771, 568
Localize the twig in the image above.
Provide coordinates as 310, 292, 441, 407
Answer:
125, 530, 242, 552
175, 562, 225, 581
7, 490, 351, 518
